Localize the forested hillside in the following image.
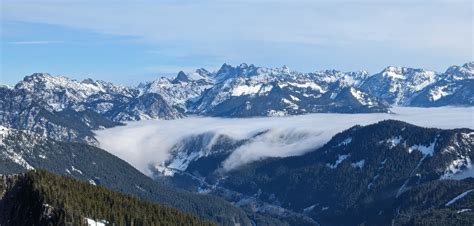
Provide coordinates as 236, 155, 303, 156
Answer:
0, 170, 214, 226
217, 120, 474, 225
0, 128, 252, 225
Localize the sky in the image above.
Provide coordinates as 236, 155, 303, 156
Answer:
1, 0, 473, 86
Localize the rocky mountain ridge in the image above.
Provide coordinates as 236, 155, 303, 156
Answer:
1, 62, 472, 144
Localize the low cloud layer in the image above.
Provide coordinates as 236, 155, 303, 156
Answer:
96, 107, 474, 176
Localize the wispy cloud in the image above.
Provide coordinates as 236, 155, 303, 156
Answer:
96, 107, 474, 176
2, 0, 472, 73
7, 40, 61, 45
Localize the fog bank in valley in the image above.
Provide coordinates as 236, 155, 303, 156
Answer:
96, 107, 474, 175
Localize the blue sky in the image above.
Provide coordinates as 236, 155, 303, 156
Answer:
1, 0, 472, 86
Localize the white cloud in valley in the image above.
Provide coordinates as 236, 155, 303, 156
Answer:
95, 107, 474, 176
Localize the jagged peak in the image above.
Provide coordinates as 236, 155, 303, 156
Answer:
18, 73, 76, 89
383, 66, 403, 72
173, 71, 191, 83
462, 61, 474, 69
81, 78, 96, 84
445, 62, 474, 76
214, 63, 260, 81
195, 68, 210, 75
318, 69, 344, 75
28, 72, 52, 78
377, 66, 438, 82
217, 63, 258, 72
217, 63, 233, 73
381, 65, 435, 73
22, 72, 77, 83
359, 69, 369, 75
239, 62, 249, 68
379, 66, 407, 79
20, 73, 55, 84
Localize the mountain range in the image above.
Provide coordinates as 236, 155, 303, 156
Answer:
1, 62, 472, 144
0, 62, 473, 225
143, 62, 473, 116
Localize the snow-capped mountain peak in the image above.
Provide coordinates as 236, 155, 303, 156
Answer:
139, 70, 215, 109
408, 62, 473, 106
381, 66, 405, 79
379, 66, 437, 81
189, 64, 390, 116
173, 71, 192, 83
16, 73, 127, 95
214, 63, 260, 81
444, 62, 474, 81
14, 73, 138, 111
360, 66, 440, 105
1, 62, 472, 146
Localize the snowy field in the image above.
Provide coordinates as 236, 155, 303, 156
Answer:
96, 107, 474, 175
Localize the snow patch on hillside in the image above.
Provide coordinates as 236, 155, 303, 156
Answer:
383, 136, 402, 149
85, 218, 108, 226
429, 86, 451, 101
351, 159, 365, 168
231, 84, 262, 96
350, 88, 374, 106
408, 140, 436, 156
327, 154, 350, 169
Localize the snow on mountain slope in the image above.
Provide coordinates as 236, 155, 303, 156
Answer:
12, 72, 183, 121
109, 119, 474, 225
359, 66, 439, 105
138, 69, 214, 111
15, 73, 136, 111
188, 62, 473, 113
190, 64, 388, 116
213, 120, 474, 225
410, 62, 474, 106
2, 62, 472, 144
1, 73, 182, 144
444, 62, 474, 81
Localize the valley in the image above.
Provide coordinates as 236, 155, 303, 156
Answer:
1, 62, 473, 225
2, 1, 472, 224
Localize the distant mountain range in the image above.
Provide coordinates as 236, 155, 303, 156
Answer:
142, 62, 473, 116
1, 62, 472, 144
